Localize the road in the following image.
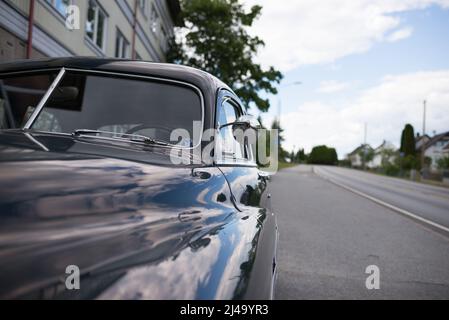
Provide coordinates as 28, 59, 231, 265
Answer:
271, 165, 449, 299
315, 166, 449, 230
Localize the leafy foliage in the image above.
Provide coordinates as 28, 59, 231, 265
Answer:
167, 0, 283, 111
400, 124, 416, 156
271, 118, 289, 162
290, 148, 307, 163
308, 145, 338, 165
437, 156, 449, 169
398, 154, 419, 170
358, 146, 374, 167
383, 163, 401, 176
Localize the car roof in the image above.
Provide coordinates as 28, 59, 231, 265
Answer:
0, 57, 232, 94
0, 57, 240, 130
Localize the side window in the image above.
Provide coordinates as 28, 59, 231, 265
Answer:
217, 98, 246, 161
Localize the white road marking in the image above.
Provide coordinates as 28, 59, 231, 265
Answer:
314, 167, 449, 235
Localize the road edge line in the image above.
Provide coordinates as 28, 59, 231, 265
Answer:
314, 167, 449, 236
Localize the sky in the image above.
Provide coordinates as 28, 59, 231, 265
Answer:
244, 0, 449, 158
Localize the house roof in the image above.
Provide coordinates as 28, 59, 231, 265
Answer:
425, 131, 449, 149
347, 144, 373, 156
374, 140, 396, 152
415, 134, 430, 143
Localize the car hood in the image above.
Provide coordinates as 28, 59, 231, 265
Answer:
0, 130, 257, 299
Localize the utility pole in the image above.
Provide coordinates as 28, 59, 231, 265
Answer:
362, 123, 367, 170
422, 100, 426, 136
364, 122, 367, 146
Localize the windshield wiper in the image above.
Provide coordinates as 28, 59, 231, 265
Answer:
72, 129, 171, 146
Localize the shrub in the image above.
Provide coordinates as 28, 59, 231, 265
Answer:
308, 145, 338, 165
383, 164, 400, 176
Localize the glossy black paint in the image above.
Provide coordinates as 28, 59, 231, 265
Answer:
0, 58, 278, 300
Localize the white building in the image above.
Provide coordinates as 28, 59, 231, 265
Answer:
347, 144, 373, 168
0, 0, 180, 62
444, 143, 449, 157
415, 133, 430, 154
424, 132, 449, 171
368, 140, 396, 169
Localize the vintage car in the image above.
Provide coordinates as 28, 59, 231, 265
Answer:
0, 58, 278, 299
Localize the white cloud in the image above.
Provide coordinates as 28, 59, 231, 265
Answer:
246, 0, 449, 71
386, 26, 414, 42
275, 70, 449, 157
317, 80, 350, 93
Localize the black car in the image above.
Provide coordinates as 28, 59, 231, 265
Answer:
0, 58, 278, 299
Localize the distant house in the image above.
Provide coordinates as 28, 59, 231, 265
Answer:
423, 131, 449, 171
415, 133, 431, 153
347, 144, 373, 168
444, 143, 449, 157
368, 140, 396, 168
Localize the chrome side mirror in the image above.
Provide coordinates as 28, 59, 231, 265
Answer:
219, 114, 260, 131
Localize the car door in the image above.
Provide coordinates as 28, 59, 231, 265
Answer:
215, 89, 278, 299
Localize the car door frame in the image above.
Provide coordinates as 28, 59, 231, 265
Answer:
213, 88, 278, 299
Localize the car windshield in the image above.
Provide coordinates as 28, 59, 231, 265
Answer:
26, 70, 203, 146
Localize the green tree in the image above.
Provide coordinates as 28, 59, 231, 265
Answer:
289, 150, 295, 163
167, 0, 283, 111
399, 124, 419, 171
293, 148, 307, 163
402, 154, 419, 170
358, 146, 374, 169
400, 124, 416, 156
271, 118, 288, 162
437, 156, 449, 169
308, 145, 338, 165
380, 148, 397, 167
255, 117, 286, 166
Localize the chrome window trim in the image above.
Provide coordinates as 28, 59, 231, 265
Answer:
215, 89, 257, 167
0, 69, 62, 77
3, 67, 205, 150
24, 67, 66, 129
24, 132, 49, 152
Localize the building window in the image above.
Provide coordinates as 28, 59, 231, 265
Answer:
150, 4, 160, 34
138, 0, 146, 13
46, 0, 71, 16
86, 0, 107, 51
160, 26, 168, 52
115, 29, 130, 58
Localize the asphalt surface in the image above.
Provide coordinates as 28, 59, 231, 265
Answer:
315, 166, 449, 229
271, 165, 449, 299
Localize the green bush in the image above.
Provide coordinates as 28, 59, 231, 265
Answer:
437, 157, 449, 170
339, 159, 352, 167
401, 154, 419, 170
383, 164, 400, 176
308, 145, 338, 165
